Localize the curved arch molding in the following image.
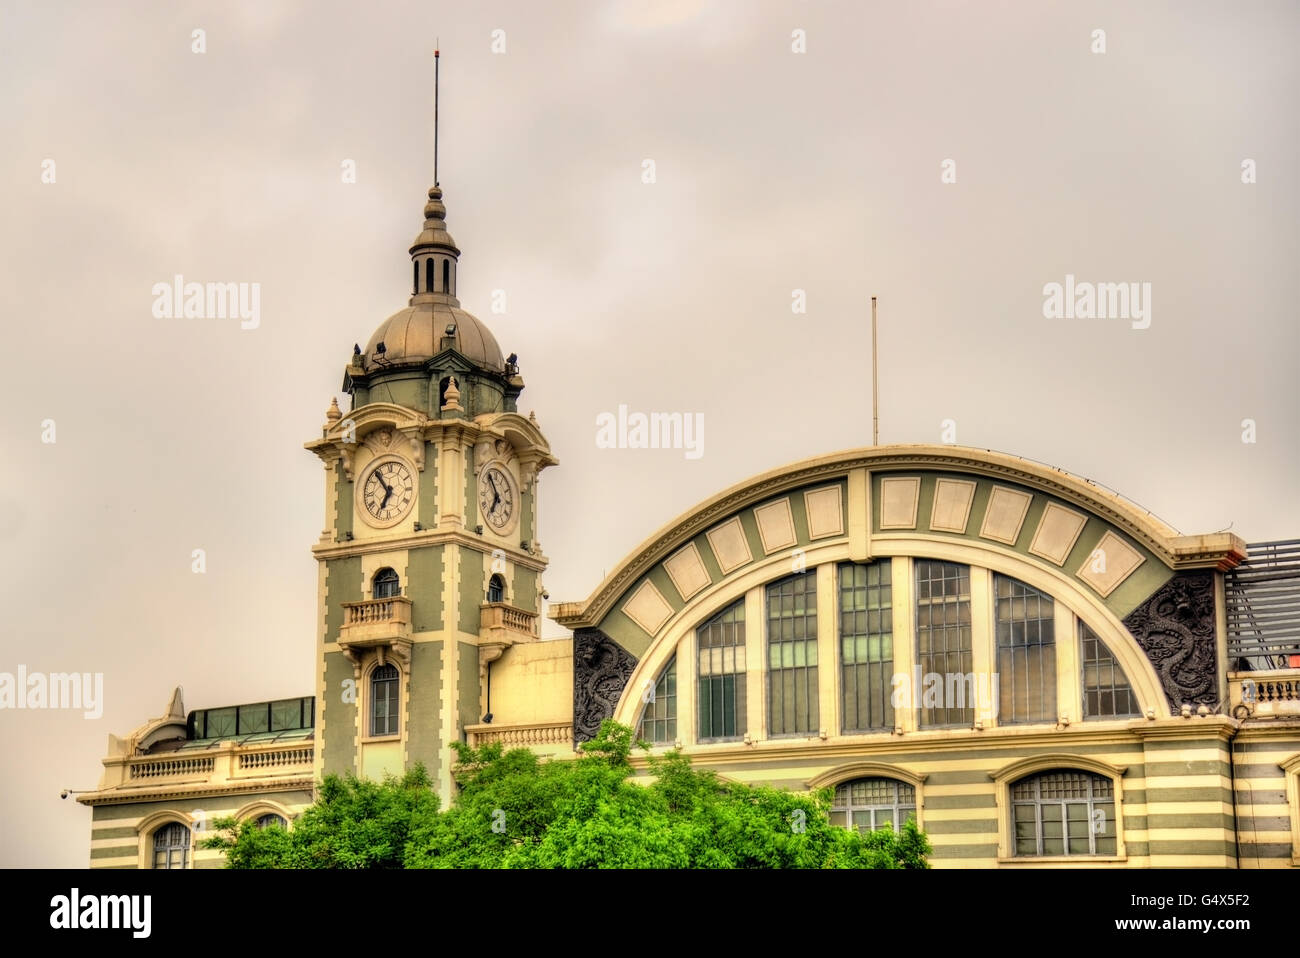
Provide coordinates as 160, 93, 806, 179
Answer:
558, 446, 1245, 737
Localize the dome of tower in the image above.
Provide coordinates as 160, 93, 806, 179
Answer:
364, 302, 504, 372
360, 184, 506, 375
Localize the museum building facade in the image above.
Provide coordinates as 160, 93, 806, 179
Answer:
79, 177, 1300, 870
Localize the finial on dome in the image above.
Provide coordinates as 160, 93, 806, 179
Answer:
326, 397, 341, 424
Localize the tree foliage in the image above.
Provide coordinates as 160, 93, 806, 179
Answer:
204, 721, 930, 869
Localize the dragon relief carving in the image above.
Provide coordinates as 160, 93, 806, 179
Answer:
1123, 571, 1218, 713
573, 628, 638, 744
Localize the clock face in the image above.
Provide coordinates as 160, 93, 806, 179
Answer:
478, 464, 516, 532
360, 458, 415, 527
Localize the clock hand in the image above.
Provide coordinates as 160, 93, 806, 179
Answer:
374, 471, 392, 507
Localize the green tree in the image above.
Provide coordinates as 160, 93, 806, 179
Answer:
205, 722, 930, 869
200, 764, 439, 868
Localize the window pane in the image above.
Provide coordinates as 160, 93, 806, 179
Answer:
915, 561, 972, 727
995, 575, 1056, 725
1012, 770, 1116, 858
831, 777, 914, 836
767, 574, 818, 735
636, 657, 677, 745
1079, 620, 1140, 719
205, 707, 236, 738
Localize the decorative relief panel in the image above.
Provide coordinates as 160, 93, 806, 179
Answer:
1123, 571, 1218, 713
803, 486, 844, 539
622, 580, 673, 635
706, 517, 753, 574
979, 485, 1032, 545
929, 478, 977, 534
573, 628, 638, 744
879, 477, 921, 529
754, 498, 797, 554
1028, 502, 1088, 566
1076, 530, 1145, 598
664, 542, 711, 601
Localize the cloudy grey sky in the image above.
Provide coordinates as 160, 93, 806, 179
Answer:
2, 0, 1296, 866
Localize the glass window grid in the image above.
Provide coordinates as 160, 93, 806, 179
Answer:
188, 697, 315, 739
1079, 620, 1140, 719
995, 574, 1057, 725
370, 664, 400, 737
697, 601, 746, 742
915, 560, 973, 727
1011, 770, 1116, 856
839, 561, 894, 732
152, 823, 190, 870
829, 777, 916, 833
255, 813, 287, 830
637, 657, 677, 745
767, 574, 819, 736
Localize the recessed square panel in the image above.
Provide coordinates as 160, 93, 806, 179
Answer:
623, 580, 673, 636
706, 517, 753, 574
663, 542, 712, 601
980, 485, 1033, 545
1076, 530, 1145, 598
929, 478, 977, 534
754, 498, 798, 555
879, 477, 921, 530
804, 486, 844, 540
1028, 502, 1088, 566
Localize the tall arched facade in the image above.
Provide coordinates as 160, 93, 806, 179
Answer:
555, 445, 1263, 868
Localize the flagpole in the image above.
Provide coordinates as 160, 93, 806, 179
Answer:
434, 43, 440, 186
872, 295, 879, 446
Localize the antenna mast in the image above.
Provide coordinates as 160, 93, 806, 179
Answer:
872, 295, 879, 446
434, 43, 440, 186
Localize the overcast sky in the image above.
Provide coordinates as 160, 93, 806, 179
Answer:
2, 0, 1296, 866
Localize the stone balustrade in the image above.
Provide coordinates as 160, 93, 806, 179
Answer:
1229, 669, 1300, 718
464, 721, 572, 749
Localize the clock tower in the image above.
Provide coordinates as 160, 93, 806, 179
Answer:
305, 179, 557, 801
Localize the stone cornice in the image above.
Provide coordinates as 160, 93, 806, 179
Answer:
75, 776, 314, 807
1129, 715, 1239, 743
553, 444, 1247, 630
312, 527, 549, 571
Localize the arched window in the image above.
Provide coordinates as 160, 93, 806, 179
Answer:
413, 260, 419, 294
370, 663, 400, 737
152, 822, 190, 870
487, 574, 505, 603
840, 561, 893, 732
373, 568, 400, 599
1011, 769, 1115, 856
636, 657, 676, 745
697, 600, 745, 742
994, 574, 1056, 724
915, 560, 972, 727
1079, 620, 1139, 719
767, 573, 819, 736
255, 813, 287, 830
425, 258, 434, 293
830, 778, 916, 833
442, 259, 450, 294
